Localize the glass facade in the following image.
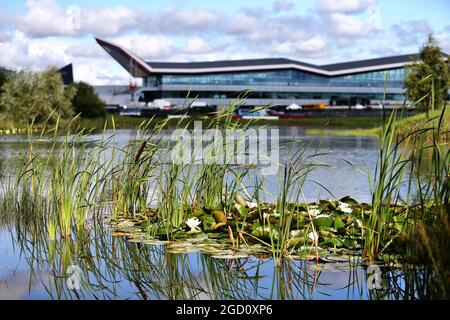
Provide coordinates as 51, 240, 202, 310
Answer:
157, 90, 403, 101
144, 68, 406, 88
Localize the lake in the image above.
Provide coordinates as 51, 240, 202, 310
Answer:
0, 126, 431, 300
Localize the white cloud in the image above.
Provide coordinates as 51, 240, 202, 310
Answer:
370, 43, 398, 56
227, 11, 260, 34
153, 6, 220, 34
82, 6, 138, 36
316, 0, 375, 14
13, 0, 80, 37
12, 0, 138, 37
435, 32, 450, 54
391, 20, 431, 46
111, 35, 174, 59
0, 31, 69, 69
273, 0, 295, 13
0, 28, 8, 43
295, 35, 326, 52
327, 13, 375, 37
74, 62, 129, 85
268, 36, 326, 56
182, 37, 215, 54
65, 43, 106, 58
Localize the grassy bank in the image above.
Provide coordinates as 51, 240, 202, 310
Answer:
66, 115, 389, 131
306, 107, 450, 137
1, 113, 387, 134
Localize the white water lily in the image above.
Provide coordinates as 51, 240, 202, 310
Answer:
338, 202, 353, 214
308, 230, 319, 243
307, 208, 321, 217
186, 217, 201, 231
247, 201, 258, 209
290, 230, 302, 238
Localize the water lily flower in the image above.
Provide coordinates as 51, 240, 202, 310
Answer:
247, 201, 258, 209
186, 217, 201, 231
338, 202, 353, 214
308, 230, 319, 243
290, 230, 302, 238
307, 208, 321, 217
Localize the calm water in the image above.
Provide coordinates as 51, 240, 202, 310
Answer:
0, 126, 425, 300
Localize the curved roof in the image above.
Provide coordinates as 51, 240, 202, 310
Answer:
96, 37, 448, 77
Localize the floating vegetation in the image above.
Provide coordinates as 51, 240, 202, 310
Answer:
109, 196, 431, 267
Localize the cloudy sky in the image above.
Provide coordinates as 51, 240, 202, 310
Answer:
0, 0, 449, 85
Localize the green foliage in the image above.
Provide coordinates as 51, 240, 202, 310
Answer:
405, 34, 450, 111
0, 68, 7, 92
69, 81, 106, 118
0, 68, 9, 112
0, 67, 75, 124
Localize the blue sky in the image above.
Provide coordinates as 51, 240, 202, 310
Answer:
0, 0, 449, 84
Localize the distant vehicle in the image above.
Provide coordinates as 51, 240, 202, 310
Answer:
286, 103, 302, 110
237, 108, 261, 117
190, 101, 208, 108
330, 97, 370, 107
187, 101, 216, 113
125, 99, 172, 110
302, 103, 327, 109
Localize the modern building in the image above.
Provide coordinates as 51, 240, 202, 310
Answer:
96, 37, 449, 108
58, 63, 74, 85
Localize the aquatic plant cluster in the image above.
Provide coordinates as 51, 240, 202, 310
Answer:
113, 196, 414, 264
0, 100, 448, 298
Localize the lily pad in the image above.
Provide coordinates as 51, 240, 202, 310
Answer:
314, 216, 334, 229
213, 210, 228, 224
202, 215, 216, 231
167, 243, 201, 254
211, 252, 249, 260
116, 220, 135, 229
127, 237, 147, 243
339, 196, 359, 206
234, 203, 249, 218
333, 218, 346, 230
322, 255, 351, 262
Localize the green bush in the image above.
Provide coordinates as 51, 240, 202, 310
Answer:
70, 82, 106, 118
0, 68, 7, 89
0, 68, 8, 104
0, 67, 75, 124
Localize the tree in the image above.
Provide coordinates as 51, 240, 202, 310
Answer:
69, 81, 107, 118
0, 68, 8, 96
0, 67, 76, 124
404, 33, 450, 111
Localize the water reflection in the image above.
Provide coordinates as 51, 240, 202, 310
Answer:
0, 208, 438, 300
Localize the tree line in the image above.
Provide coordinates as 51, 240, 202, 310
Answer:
0, 67, 106, 125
